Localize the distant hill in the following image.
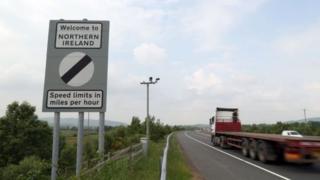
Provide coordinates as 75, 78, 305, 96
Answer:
40, 117, 127, 127
176, 124, 210, 130
191, 124, 210, 128
286, 117, 320, 123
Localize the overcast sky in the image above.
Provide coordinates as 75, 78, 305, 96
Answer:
0, 0, 320, 125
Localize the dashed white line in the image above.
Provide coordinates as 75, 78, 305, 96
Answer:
184, 132, 291, 180
195, 131, 211, 137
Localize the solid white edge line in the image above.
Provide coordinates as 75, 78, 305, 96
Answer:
184, 132, 291, 180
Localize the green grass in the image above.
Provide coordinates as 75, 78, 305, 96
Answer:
83, 140, 165, 180
167, 133, 193, 180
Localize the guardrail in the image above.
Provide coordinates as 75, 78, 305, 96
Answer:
81, 142, 143, 176
160, 133, 173, 180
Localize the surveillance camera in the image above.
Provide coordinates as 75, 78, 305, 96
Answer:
156, 78, 160, 81
149, 77, 153, 81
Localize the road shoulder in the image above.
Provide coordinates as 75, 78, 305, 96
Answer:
175, 132, 205, 180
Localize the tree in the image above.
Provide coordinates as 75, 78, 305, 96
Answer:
148, 117, 172, 141
128, 116, 142, 134
0, 102, 52, 167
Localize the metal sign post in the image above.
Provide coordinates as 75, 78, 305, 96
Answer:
76, 112, 84, 176
51, 112, 60, 180
43, 19, 109, 179
99, 112, 105, 155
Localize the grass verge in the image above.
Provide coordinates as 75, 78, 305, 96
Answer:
167, 133, 193, 180
83, 140, 165, 180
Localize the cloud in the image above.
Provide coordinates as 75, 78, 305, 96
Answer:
186, 66, 222, 95
0, 21, 16, 40
275, 22, 320, 58
180, 0, 266, 52
108, 61, 144, 92
0, 0, 169, 49
185, 62, 248, 96
133, 43, 167, 65
183, 62, 308, 123
0, 63, 44, 115
0, 63, 42, 91
305, 82, 320, 93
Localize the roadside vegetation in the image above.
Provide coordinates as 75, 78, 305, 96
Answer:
0, 101, 182, 179
242, 121, 320, 136
0, 102, 52, 179
87, 140, 165, 180
167, 133, 193, 180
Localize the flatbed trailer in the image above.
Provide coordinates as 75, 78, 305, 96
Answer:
210, 107, 320, 163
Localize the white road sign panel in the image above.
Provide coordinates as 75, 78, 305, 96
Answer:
42, 20, 109, 112
59, 52, 94, 87
56, 22, 102, 48
47, 90, 103, 108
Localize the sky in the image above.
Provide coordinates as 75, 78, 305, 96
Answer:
0, 0, 320, 125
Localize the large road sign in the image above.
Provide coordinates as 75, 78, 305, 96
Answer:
42, 20, 109, 112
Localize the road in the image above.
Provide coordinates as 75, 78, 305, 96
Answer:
176, 131, 320, 180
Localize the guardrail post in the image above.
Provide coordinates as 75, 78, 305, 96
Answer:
140, 137, 148, 156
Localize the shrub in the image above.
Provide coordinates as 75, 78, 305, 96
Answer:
58, 145, 77, 175
0, 156, 50, 180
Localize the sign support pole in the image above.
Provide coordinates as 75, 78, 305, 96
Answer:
51, 112, 60, 180
76, 112, 84, 177
99, 112, 105, 156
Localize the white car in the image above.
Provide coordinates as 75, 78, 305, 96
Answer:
281, 130, 303, 137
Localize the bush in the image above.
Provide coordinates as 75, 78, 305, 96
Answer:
84, 139, 98, 167
58, 145, 76, 175
104, 133, 113, 153
0, 156, 50, 180
103, 116, 173, 153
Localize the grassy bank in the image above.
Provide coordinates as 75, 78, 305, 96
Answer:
84, 140, 165, 180
167, 133, 193, 180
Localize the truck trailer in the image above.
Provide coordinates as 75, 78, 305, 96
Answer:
209, 107, 320, 164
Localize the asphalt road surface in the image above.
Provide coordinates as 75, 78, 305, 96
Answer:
176, 131, 320, 180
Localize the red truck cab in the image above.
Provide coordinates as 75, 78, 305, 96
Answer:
210, 107, 241, 133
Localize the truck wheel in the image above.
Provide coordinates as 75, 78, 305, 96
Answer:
213, 137, 219, 146
220, 136, 228, 149
257, 141, 268, 163
249, 140, 258, 160
241, 139, 249, 157
258, 141, 277, 163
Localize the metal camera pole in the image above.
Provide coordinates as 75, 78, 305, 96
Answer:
140, 77, 160, 153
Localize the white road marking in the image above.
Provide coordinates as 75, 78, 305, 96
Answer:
195, 131, 211, 137
184, 132, 291, 180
